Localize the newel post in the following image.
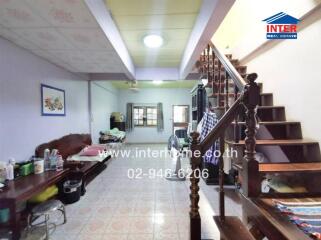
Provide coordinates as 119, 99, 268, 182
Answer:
242, 73, 261, 198
189, 131, 201, 240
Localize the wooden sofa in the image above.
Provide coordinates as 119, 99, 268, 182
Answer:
35, 134, 110, 185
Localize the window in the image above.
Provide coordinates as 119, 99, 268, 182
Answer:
133, 106, 157, 127
133, 106, 144, 126
146, 107, 157, 126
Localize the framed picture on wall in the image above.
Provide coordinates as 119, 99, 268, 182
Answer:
41, 84, 66, 116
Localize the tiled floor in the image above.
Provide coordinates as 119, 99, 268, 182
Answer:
49, 144, 241, 240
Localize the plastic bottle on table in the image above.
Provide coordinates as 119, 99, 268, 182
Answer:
6, 158, 15, 180
56, 155, 64, 172
44, 148, 50, 171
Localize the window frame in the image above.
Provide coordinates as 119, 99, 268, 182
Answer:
133, 106, 157, 127
133, 106, 145, 127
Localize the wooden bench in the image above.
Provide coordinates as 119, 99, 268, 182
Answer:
35, 133, 110, 185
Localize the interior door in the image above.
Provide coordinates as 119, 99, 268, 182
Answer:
172, 105, 190, 134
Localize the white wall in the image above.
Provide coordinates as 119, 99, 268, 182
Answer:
90, 81, 119, 143
0, 38, 90, 162
212, 1, 321, 144
118, 88, 192, 143
212, 0, 320, 55
245, 14, 321, 144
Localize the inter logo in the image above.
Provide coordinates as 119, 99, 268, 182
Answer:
263, 12, 300, 39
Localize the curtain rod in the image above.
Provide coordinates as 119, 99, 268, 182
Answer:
133, 103, 158, 105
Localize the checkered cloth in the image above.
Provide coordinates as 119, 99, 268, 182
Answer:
200, 112, 219, 165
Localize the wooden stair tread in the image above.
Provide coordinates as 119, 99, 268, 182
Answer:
214, 105, 284, 110
205, 82, 235, 88
208, 93, 240, 98
233, 162, 321, 173
208, 92, 268, 97
258, 105, 284, 109
231, 121, 300, 125
226, 139, 318, 146
249, 198, 314, 240
214, 216, 255, 240
259, 162, 321, 173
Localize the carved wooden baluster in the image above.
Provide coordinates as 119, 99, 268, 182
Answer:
219, 134, 225, 221
201, 50, 206, 77
217, 60, 222, 107
196, 55, 203, 77
225, 71, 229, 112
189, 132, 201, 240
242, 73, 261, 198
202, 50, 206, 78
207, 46, 213, 89
211, 49, 215, 82
207, 45, 211, 82
234, 86, 240, 143
197, 52, 203, 77
212, 50, 216, 100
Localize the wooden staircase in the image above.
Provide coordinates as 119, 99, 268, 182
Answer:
202, 46, 321, 181
187, 43, 321, 240
220, 58, 321, 191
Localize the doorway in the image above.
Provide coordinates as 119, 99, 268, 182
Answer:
172, 105, 190, 134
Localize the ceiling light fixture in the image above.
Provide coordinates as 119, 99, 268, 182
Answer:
201, 78, 208, 86
153, 80, 163, 85
143, 34, 164, 48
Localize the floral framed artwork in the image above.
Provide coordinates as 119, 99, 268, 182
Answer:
41, 84, 66, 116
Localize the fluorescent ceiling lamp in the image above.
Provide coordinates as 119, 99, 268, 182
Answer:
153, 80, 163, 85
143, 34, 164, 48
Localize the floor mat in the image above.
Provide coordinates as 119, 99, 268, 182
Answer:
274, 200, 321, 240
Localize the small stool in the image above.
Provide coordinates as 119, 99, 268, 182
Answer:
28, 200, 67, 240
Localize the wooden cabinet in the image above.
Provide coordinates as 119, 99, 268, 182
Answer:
191, 83, 206, 131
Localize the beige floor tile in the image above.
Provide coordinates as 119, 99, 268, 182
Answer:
81, 217, 111, 234
127, 233, 153, 240
59, 144, 229, 240
76, 232, 103, 240
129, 216, 154, 234
154, 233, 180, 240
101, 234, 127, 240
154, 216, 179, 235
105, 217, 130, 234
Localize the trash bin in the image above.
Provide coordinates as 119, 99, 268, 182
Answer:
62, 179, 82, 204
0, 208, 9, 223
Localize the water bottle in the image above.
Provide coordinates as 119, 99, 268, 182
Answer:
44, 149, 50, 171
50, 149, 58, 170
6, 158, 15, 180
56, 155, 64, 172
